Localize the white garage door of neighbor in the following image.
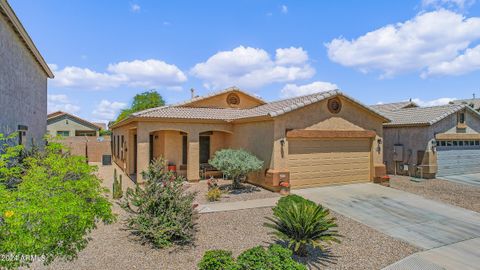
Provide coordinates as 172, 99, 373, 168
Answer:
437, 148, 480, 177
288, 138, 371, 188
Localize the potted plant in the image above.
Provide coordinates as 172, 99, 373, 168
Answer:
167, 162, 176, 172
279, 181, 290, 195
381, 175, 390, 186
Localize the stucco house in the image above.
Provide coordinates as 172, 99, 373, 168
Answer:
111, 87, 389, 190
47, 111, 104, 137
372, 102, 480, 178
0, 0, 54, 146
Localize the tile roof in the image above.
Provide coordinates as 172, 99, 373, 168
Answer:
131, 89, 388, 122
370, 101, 418, 114
174, 86, 266, 107
450, 98, 480, 110
381, 104, 474, 127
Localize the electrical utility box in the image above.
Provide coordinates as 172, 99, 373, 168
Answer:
393, 144, 404, 161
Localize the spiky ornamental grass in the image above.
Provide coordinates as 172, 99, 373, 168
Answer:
264, 195, 341, 257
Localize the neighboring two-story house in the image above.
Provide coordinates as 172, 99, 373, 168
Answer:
0, 0, 53, 146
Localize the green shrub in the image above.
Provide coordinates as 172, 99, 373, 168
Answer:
265, 195, 340, 257
206, 187, 222, 202
208, 149, 263, 189
198, 250, 236, 270
275, 195, 315, 213
236, 246, 270, 269
112, 169, 123, 199
199, 245, 306, 270
121, 158, 197, 248
99, 129, 112, 136
0, 135, 114, 269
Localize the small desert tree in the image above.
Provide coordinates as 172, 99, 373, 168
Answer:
209, 149, 263, 189
0, 135, 114, 269
121, 158, 197, 248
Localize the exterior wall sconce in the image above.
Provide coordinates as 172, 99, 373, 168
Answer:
376, 138, 382, 153
431, 139, 437, 152
280, 139, 285, 158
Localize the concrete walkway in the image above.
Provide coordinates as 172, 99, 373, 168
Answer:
293, 183, 480, 250
383, 237, 480, 270
438, 173, 480, 187
198, 197, 278, 213
198, 183, 480, 269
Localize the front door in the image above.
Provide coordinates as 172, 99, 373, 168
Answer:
199, 136, 210, 164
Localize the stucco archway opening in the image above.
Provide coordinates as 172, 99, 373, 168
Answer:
148, 129, 189, 178
148, 129, 232, 180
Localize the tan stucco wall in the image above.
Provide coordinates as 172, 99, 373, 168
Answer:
0, 12, 48, 147
183, 91, 263, 109
210, 131, 230, 157
273, 96, 385, 178
228, 120, 275, 184
47, 117, 98, 136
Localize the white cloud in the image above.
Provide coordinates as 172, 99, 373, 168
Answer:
50, 59, 187, 90
107, 59, 187, 88
131, 4, 141, 12
281, 5, 288, 14
191, 46, 315, 89
423, 44, 480, 76
422, 0, 475, 9
275, 47, 309, 65
280, 81, 339, 98
51, 66, 128, 90
326, 10, 480, 78
92, 100, 127, 121
47, 94, 80, 114
411, 97, 457, 106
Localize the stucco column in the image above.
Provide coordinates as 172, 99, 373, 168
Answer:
136, 128, 150, 183
187, 131, 200, 182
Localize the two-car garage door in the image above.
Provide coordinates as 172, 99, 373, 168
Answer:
437, 148, 480, 177
288, 138, 371, 188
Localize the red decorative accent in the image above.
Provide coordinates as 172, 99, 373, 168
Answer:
279, 181, 290, 188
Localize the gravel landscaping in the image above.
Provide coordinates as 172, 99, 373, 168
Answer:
30, 165, 418, 269
31, 204, 417, 270
389, 175, 480, 212
187, 178, 281, 205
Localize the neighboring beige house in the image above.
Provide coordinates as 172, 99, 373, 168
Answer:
111, 87, 389, 190
47, 111, 104, 137
372, 102, 480, 178
0, 0, 54, 146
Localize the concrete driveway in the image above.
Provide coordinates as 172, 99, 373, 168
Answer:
438, 173, 480, 187
293, 183, 480, 249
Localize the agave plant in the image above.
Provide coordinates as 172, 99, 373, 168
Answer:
264, 195, 341, 257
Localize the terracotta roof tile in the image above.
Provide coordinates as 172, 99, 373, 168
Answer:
381, 104, 477, 127
132, 89, 388, 123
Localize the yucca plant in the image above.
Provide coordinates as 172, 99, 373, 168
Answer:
264, 195, 341, 257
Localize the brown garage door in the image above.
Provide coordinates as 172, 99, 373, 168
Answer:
288, 138, 371, 188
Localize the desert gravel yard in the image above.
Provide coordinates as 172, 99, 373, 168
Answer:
29, 165, 418, 269
31, 204, 418, 270
389, 175, 480, 212
188, 178, 281, 204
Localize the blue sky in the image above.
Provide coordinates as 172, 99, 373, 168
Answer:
9, 0, 480, 123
